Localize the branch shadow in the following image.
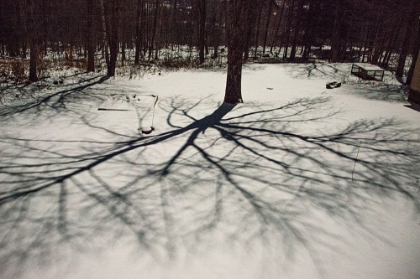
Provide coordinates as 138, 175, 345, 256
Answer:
0, 76, 110, 118
285, 62, 350, 81
1, 93, 419, 277
344, 83, 409, 102
285, 63, 412, 104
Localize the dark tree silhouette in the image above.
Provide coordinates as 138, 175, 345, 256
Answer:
26, 0, 40, 82
224, 0, 255, 104
106, 0, 121, 76
86, 0, 95, 73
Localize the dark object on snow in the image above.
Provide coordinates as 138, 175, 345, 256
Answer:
140, 127, 155, 134
326, 81, 341, 89
351, 63, 384, 81
53, 80, 59, 85
98, 108, 130, 111
408, 89, 420, 105
59, 79, 63, 84
408, 50, 420, 105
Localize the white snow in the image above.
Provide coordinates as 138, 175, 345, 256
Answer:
1, 63, 419, 279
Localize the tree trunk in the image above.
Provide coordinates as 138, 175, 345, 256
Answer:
99, 0, 109, 65
87, 0, 95, 72
135, 0, 143, 64
330, 0, 342, 62
224, 0, 254, 104
289, 0, 304, 61
29, 38, 38, 82
149, 0, 159, 60
381, 21, 400, 68
283, 0, 294, 60
26, 0, 38, 82
396, 10, 416, 79
243, 17, 254, 61
262, 0, 274, 54
407, 23, 420, 85
302, 0, 315, 60
253, 3, 263, 58
208, 2, 219, 59
107, 0, 120, 77
270, 0, 286, 54
121, 40, 126, 67
198, 0, 206, 64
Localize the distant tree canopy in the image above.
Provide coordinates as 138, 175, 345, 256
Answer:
0, 0, 419, 82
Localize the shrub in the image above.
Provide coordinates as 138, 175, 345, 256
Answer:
10, 60, 26, 83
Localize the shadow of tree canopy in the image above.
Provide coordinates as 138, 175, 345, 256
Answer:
285, 62, 350, 80
343, 83, 409, 102
285, 63, 409, 103
1, 92, 419, 277
0, 76, 110, 118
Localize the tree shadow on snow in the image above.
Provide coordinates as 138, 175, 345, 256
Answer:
0, 76, 110, 118
1, 94, 420, 277
285, 62, 350, 80
286, 63, 410, 103
345, 83, 409, 102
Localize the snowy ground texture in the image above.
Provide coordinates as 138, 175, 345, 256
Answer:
1, 63, 420, 279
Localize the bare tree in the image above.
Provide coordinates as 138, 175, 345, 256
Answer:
262, 0, 274, 55
86, 0, 95, 73
198, 0, 207, 64
99, 0, 109, 66
105, 0, 121, 76
289, 0, 304, 61
148, 0, 160, 60
26, 0, 39, 82
224, 0, 255, 104
134, 0, 144, 65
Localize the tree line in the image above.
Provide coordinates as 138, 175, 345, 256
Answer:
0, 0, 419, 87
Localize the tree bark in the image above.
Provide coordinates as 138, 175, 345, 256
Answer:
407, 23, 420, 85
396, 10, 416, 78
270, 0, 286, 54
99, 0, 109, 65
283, 0, 294, 60
87, 0, 95, 73
208, 1, 220, 59
26, 0, 38, 82
149, 0, 160, 60
224, 0, 254, 104
253, 2, 263, 58
106, 0, 121, 77
302, 0, 315, 60
135, 0, 143, 65
330, 0, 342, 62
243, 15, 255, 61
289, 0, 304, 61
29, 38, 38, 82
262, 0, 274, 55
198, 0, 206, 64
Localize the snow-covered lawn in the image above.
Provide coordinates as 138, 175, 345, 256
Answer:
1, 63, 419, 279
